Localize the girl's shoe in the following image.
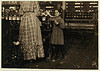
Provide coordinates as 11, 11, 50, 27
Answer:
52, 59, 56, 62
60, 60, 64, 64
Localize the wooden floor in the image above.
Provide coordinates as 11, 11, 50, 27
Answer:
2, 31, 98, 69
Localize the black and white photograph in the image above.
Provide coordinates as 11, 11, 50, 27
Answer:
1, 0, 99, 70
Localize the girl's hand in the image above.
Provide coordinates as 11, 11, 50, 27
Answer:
46, 10, 54, 17
46, 10, 50, 15
54, 20, 59, 25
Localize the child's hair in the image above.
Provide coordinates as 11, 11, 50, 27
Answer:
55, 9, 61, 13
58, 9, 61, 13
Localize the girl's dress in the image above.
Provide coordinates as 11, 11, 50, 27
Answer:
50, 16, 65, 45
19, 1, 44, 60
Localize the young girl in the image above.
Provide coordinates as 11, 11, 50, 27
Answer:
48, 10, 65, 63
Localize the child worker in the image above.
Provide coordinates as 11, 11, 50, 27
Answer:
47, 9, 65, 63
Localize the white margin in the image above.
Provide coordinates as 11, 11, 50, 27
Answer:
0, 0, 99, 71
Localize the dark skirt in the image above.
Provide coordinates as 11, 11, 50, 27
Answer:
51, 27, 64, 45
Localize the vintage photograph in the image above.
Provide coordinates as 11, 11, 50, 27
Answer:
1, 0, 98, 69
